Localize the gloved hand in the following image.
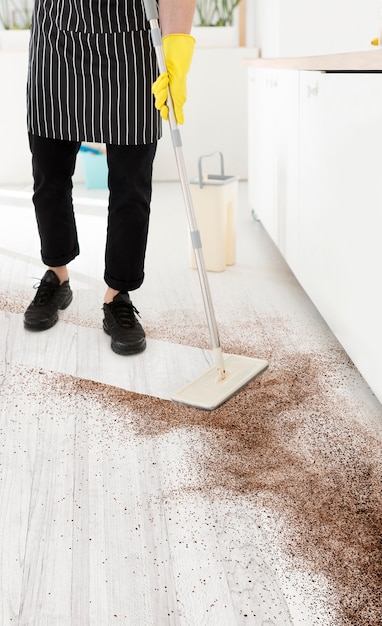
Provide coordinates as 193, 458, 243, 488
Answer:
152, 34, 195, 125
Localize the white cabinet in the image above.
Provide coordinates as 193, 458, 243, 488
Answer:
248, 69, 279, 238
248, 68, 382, 404
248, 67, 299, 267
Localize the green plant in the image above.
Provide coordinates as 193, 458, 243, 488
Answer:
0, 0, 32, 29
195, 0, 241, 27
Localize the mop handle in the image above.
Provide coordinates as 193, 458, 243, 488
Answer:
143, 0, 226, 378
142, 0, 158, 20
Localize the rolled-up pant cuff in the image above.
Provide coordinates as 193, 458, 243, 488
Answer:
104, 272, 144, 293
41, 246, 80, 268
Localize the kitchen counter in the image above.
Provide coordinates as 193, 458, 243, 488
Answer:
245, 49, 382, 71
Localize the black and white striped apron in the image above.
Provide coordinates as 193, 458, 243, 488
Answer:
27, 0, 161, 145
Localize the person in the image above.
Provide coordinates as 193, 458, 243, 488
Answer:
24, 0, 196, 355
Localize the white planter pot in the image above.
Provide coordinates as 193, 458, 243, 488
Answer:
0, 29, 30, 52
191, 26, 238, 48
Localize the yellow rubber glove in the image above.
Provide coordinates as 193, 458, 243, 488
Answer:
152, 34, 195, 125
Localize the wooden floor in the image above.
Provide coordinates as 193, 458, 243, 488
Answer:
0, 183, 381, 625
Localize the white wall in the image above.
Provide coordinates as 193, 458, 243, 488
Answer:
153, 45, 258, 182
253, 0, 382, 57
0, 49, 31, 185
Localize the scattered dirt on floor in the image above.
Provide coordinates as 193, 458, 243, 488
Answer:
0, 290, 31, 314
45, 340, 382, 626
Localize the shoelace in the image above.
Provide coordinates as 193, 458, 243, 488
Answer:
110, 300, 140, 328
32, 279, 58, 306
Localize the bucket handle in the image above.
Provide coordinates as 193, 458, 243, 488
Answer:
198, 152, 225, 189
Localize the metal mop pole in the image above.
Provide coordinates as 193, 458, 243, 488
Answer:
143, 0, 226, 379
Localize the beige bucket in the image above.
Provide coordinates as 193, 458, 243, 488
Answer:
189, 152, 238, 272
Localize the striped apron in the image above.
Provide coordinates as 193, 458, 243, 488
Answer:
27, 0, 161, 145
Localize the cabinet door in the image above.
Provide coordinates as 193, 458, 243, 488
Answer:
275, 70, 299, 270
248, 68, 279, 240
299, 71, 382, 402
298, 72, 328, 293
248, 68, 299, 253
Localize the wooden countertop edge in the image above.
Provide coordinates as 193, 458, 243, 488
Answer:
245, 49, 382, 71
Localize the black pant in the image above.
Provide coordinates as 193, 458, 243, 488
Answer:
29, 134, 157, 292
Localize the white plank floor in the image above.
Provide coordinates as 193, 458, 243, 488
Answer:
0, 182, 381, 626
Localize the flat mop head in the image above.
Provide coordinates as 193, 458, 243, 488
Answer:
171, 354, 268, 411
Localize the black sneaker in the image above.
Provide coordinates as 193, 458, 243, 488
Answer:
103, 293, 146, 355
24, 269, 73, 331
